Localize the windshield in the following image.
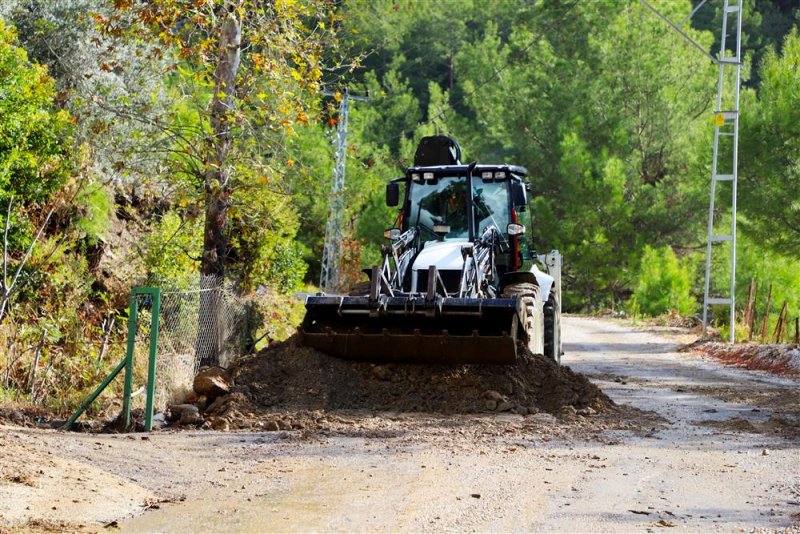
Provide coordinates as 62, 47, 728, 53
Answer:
406, 175, 510, 242
474, 180, 511, 237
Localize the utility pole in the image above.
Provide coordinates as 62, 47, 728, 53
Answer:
319, 89, 368, 294
640, 0, 743, 343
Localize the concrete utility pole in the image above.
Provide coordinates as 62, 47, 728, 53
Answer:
640, 0, 743, 343
319, 89, 368, 294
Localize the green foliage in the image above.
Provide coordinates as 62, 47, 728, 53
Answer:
629, 246, 696, 318
738, 30, 800, 256
143, 210, 202, 285
76, 185, 113, 245
709, 233, 800, 337
0, 19, 73, 206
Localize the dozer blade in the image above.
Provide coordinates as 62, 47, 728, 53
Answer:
298, 295, 521, 364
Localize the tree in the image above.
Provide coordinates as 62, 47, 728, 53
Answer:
738, 30, 800, 255
0, 19, 75, 324
101, 0, 337, 281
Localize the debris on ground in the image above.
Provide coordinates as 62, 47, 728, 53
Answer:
683, 340, 800, 376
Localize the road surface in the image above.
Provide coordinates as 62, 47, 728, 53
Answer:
1, 316, 798, 532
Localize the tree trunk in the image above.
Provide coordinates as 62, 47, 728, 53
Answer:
201, 7, 242, 279
198, 7, 242, 367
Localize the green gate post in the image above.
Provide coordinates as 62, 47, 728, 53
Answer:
143, 288, 161, 431
122, 293, 139, 430
64, 286, 162, 432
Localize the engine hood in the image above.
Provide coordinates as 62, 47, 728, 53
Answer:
412, 240, 468, 272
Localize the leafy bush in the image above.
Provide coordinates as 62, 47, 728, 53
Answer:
629, 246, 696, 318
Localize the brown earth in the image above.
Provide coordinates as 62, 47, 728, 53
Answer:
229, 337, 611, 415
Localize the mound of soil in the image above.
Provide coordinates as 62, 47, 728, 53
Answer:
682, 340, 800, 377
228, 336, 611, 415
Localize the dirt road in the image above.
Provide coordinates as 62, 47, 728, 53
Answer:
1, 316, 798, 532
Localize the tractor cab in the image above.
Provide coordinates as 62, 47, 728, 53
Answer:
385, 137, 529, 292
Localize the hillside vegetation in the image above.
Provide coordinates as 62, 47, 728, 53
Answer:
0, 0, 798, 411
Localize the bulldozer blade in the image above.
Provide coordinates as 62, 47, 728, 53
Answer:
299, 295, 521, 364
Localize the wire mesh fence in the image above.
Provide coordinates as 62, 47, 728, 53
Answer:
130, 275, 251, 413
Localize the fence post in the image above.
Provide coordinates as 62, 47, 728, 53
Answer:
144, 288, 161, 432
760, 284, 772, 342
122, 292, 139, 430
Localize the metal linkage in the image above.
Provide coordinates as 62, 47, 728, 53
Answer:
380, 227, 418, 291
458, 226, 497, 298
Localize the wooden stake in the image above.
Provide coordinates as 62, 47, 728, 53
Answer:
772, 301, 787, 343
749, 281, 759, 341
745, 278, 755, 340
760, 284, 772, 342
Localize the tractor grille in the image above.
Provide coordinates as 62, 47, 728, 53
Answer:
415, 269, 462, 295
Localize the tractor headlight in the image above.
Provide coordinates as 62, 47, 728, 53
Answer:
384, 228, 402, 240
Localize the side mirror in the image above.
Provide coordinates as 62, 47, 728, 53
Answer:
386, 182, 400, 207
511, 182, 527, 206
507, 223, 526, 236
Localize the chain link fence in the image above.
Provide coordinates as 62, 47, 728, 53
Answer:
131, 275, 252, 412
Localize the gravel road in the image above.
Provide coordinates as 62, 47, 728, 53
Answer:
1, 316, 798, 532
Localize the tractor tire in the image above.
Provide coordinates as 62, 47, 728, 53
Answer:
502, 282, 543, 355
543, 292, 560, 363
348, 280, 372, 296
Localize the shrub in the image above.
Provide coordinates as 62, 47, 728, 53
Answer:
629, 245, 696, 317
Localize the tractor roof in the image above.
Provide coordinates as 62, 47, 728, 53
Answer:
404, 164, 528, 178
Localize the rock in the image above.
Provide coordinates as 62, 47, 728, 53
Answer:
371, 366, 391, 381
485, 399, 498, 411
168, 404, 199, 422
211, 418, 230, 431
762, 448, 769, 456
560, 405, 577, 417
204, 392, 246, 416
484, 390, 505, 402
265, 420, 280, 431
576, 406, 596, 416
151, 413, 167, 429
276, 419, 292, 431
193, 366, 233, 399
179, 405, 203, 425
204, 394, 230, 415
497, 401, 513, 412
513, 405, 529, 416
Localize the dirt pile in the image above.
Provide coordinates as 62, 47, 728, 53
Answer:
683, 340, 800, 377
227, 336, 611, 415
